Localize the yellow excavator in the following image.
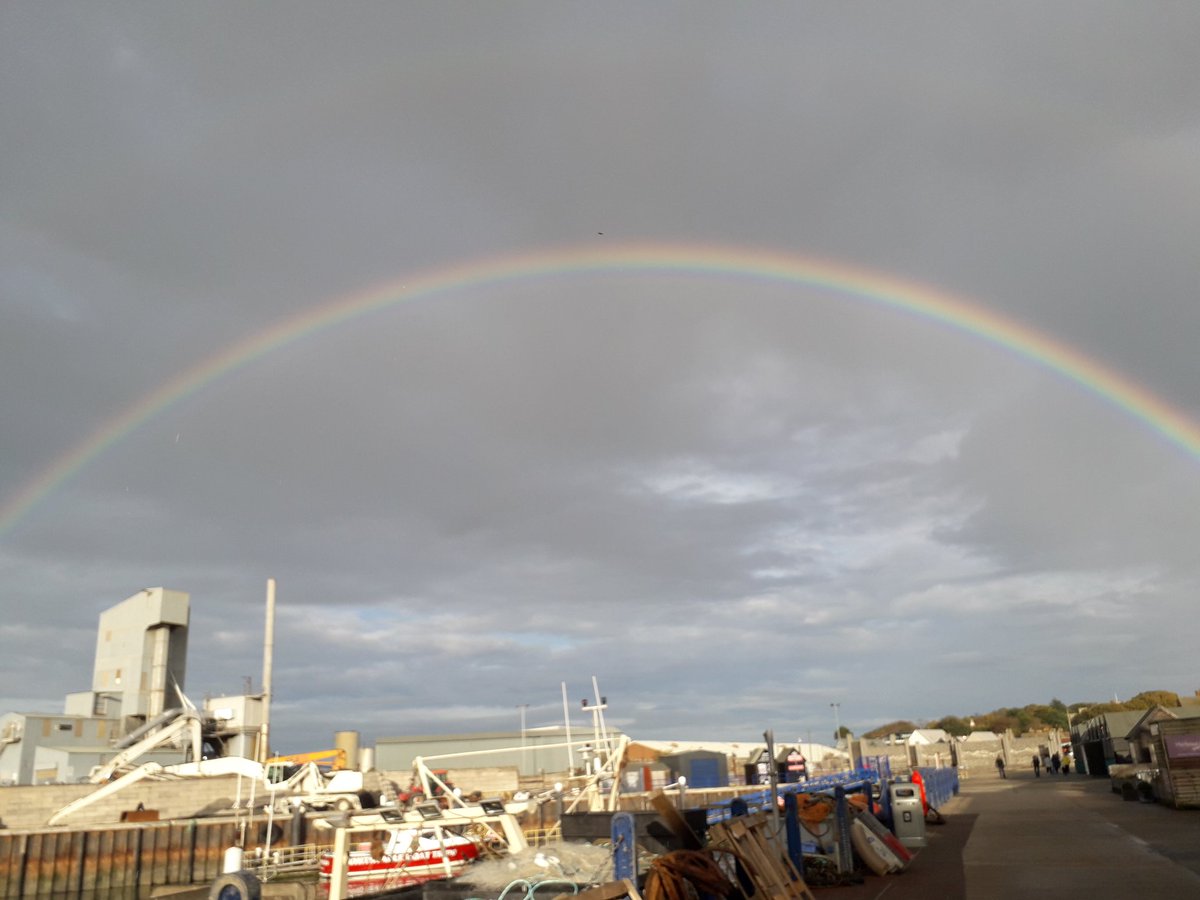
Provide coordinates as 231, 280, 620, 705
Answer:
265, 748, 347, 772
264, 748, 367, 811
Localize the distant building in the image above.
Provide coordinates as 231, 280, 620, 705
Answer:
962, 731, 1001, 742
907, 729, 949, 745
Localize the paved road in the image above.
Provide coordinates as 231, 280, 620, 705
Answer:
812, 771, 1200, 899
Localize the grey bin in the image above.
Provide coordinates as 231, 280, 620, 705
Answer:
889, 782, 927, 849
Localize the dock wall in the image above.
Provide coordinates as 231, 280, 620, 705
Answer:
0, 775, 267, 831
0, 818, 240, 898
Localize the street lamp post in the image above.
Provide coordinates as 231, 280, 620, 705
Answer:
830, 703, 842, 746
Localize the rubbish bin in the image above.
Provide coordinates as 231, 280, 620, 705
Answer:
889, 782, 927, 849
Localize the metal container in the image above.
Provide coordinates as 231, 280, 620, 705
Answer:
889, 782, 927, 848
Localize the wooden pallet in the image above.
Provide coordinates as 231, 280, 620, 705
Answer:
707, 813, 817, 900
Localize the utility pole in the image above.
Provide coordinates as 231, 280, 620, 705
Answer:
830, 702, 842, 746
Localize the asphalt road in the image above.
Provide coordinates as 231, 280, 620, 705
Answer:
812, 769, 1200, 899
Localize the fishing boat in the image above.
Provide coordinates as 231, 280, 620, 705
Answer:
317, 826, 480, 880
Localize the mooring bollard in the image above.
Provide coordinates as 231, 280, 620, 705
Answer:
222, 846, 243, 874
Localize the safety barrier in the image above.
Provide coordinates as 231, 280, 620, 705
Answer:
242, 842, 322, 880
705, 769, 881, 824
861, 755, 893, 780
914, 766, 959, 811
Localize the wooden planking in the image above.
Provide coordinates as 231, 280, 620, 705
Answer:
707, 812, 817, 900
648, 791, 704, 850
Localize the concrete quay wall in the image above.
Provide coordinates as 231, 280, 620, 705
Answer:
855, 732, 1057, 778
0, 775, 259, 830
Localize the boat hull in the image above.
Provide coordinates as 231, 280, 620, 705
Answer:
319, 839, 478, 880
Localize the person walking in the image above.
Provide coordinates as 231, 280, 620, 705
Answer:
1032, 754, 1041, 777
1063, 753, 1072, 775
1042, 751, 1052, 774
995, 756, 1007, 779
1051, 752, 1061, 775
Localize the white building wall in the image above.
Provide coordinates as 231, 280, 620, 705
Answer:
91, 587, 190, 720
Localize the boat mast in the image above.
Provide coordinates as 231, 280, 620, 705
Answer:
260, 577, 276, 763
561, 682, 575, 772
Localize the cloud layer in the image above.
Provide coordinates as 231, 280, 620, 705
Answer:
2, 3, 1198, 751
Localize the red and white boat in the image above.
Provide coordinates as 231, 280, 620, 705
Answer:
318, 827, 480, 880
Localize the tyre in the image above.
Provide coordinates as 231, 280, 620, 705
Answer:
334, 797, 354, 811
208, 871, 261, 900
255, 822, 284, 845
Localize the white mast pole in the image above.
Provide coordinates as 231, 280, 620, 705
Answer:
260, 578, 276, 764
562, 682, 575, 772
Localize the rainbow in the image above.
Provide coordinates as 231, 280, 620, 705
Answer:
4, 241, 1199, 536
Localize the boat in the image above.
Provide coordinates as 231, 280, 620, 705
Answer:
318, 826, 480, 880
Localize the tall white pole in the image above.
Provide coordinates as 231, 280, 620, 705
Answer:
591, 675, 610, 754
561, 682, 575, 772
519, 703, 529, 774
260, 578, 276, 764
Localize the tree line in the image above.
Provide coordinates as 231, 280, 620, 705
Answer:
861, 690, 1189, 739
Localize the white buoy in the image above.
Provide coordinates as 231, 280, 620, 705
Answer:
222, 846, 244, 874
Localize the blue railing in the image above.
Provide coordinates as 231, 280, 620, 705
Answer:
706, 768, 881, 824
914, 766, 958, 810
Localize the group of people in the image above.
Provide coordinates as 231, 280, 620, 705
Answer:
994, 749, 1075, 778
1031, 750, 1072, 776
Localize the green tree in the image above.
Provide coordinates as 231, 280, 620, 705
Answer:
931, 715, 971, 737
1029, 704, 1066, 730
1125, 690, 1181, 709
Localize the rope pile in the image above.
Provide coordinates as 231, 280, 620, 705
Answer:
642, 849, 738, 900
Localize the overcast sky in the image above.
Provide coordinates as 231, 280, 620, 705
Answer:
2, 3, 1199, 755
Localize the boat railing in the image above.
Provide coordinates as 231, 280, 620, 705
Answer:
242, 842, 323, 880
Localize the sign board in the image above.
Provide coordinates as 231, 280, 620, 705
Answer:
1164, 734, 1200, 760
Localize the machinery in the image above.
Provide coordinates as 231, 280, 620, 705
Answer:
264, 748, 347, 782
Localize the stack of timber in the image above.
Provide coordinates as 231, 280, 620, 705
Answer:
706, 812, 817, 900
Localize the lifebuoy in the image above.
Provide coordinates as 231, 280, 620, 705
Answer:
208, 870, 262, 900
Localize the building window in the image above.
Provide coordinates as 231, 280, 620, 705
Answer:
57, 723, 73, 732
